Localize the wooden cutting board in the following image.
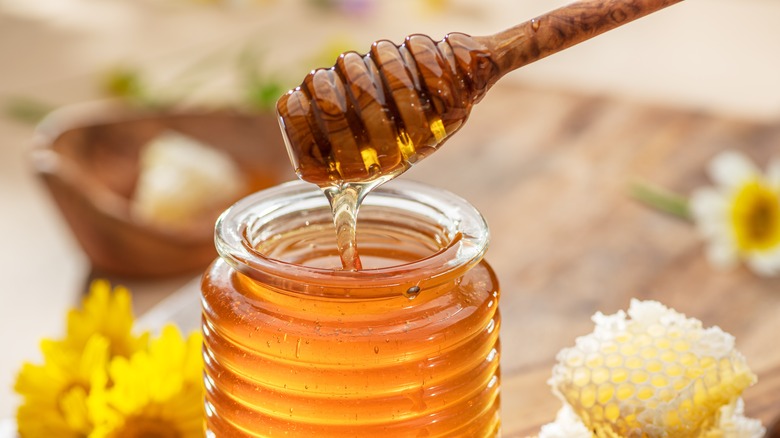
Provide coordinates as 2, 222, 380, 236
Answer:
401, 81, 780, 436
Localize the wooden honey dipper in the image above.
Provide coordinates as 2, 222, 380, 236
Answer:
277, 0, 685, 186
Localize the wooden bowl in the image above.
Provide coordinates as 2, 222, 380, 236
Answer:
31, 102, 295, 278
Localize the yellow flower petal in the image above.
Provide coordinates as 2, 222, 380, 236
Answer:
15, 335, 111, 437
64, 280, 148, 358
60, 386, 92, 433
17, 402, 85, 438
88, 325, 203, 438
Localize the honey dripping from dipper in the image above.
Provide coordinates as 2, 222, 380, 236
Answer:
276, 0, 685, 270
277, 33, 497, 270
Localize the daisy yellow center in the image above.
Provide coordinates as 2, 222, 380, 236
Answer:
112, 417, 181, 438
730, 180, 780, 252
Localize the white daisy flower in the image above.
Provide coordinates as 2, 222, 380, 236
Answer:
690, 150, 780, 276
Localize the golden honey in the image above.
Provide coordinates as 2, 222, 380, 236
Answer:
276, 33, 494, 186
202, 180, 501, 437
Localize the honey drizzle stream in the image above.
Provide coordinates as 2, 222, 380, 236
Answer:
322, 184, 363, 271
322, 174, 398, 270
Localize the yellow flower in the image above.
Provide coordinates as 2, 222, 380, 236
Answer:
690, 150, 780, 276
88, 325, 203, 438
14, 281, 202, 438
15, 335, 110, 438
64, 280, 148, 358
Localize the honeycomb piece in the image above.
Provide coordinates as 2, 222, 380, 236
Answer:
544, 299, 763, 438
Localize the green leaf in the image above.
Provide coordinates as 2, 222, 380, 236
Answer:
4, 97, 53, 124
630, 180, 691, 221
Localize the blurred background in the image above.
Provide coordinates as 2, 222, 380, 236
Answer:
3, 0, 780, 428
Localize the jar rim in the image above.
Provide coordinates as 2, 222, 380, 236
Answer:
214, 179, 489, 298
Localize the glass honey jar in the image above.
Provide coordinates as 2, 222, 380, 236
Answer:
202, 180, 501, 437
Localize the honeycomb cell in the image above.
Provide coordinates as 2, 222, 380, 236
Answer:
681, 352, 698, 366
605, 354, 623, 368
591, 404, 604, 422
667, 327, 684, 339
651, 375, 668, 388
592, 368, 610, 385
646, 360, 663, 373
654, 337, 671, 349
585, 353, 604, 368
620, 343, 638, 356
657, 388, 674, 403
605, 403, 620, 422
580, 385, 597, 408
637, 386, 655, 401
601, 342, 619, 354
673, 379, 688, 392
640, 346, 658, 359
630, 370, 649, 384
672, 340, 691, 352
572, 368, 590, 387
666, 364, 683, 377
635, 334, 652, 347
616, 383, 634, 401
566, 351, 585, 367
611, 368, 628, 384
597, 384, 614, 404
625, 356, 643, 369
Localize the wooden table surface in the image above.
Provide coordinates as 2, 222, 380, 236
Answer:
114, 81, 780, 436
5, 77, 780, 436
395, 82, 780, 436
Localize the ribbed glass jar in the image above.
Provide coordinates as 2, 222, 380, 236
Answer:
202, 180, 501, 437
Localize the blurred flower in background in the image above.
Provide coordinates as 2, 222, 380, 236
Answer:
690, 151, 780, 276
633, 150, 780, 277
14, 281, 202, 438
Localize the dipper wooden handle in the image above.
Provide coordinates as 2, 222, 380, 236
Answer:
277, 0, 685, 186
479, 0, 685, 80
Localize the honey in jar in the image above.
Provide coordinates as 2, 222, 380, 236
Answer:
202, 180, 501, 437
